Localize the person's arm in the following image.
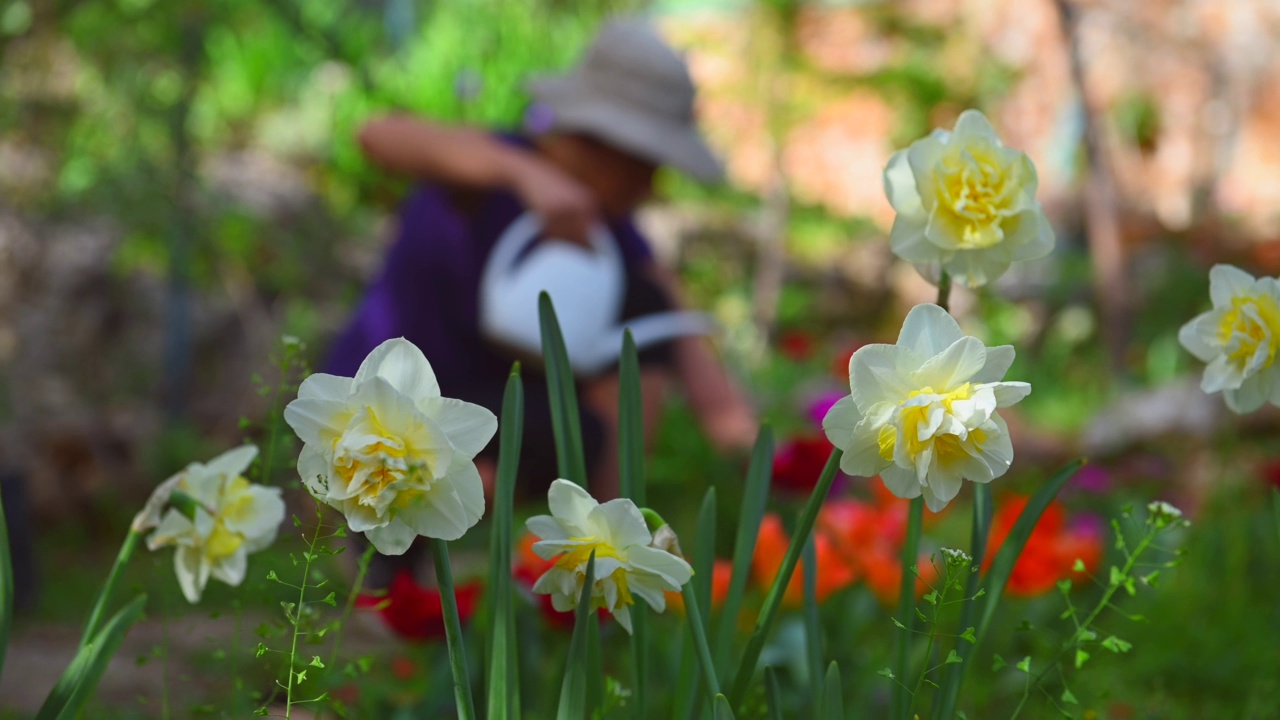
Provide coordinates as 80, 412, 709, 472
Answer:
357, 115, 596, 243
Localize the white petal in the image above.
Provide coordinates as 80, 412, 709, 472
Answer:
923, 465, 964, 512
131, 475, 183, 534
627, 545, 693, 588
613, 604, 633, 634
364, 520, 420, 555
971, 417, 1014, 480
422, 397, 498, 459
526, 515, 568, 542
224, 486, 285, 550
355, 338, 441, 401
628, 574, 668, 612
889, 212, 940, 264
822, 395, 860, 450
174, 546, 206, 604
203, 445, 259, 481
296, 373, 354, 402
838, 415, 892, 478
1008, 209, 1054, 262
210, 547, 248, 587
1201, 355, 1241, 394
973, 345, 1015, 383
883, 149, 923, 215
297, 444, 331, 500
283, 398, 351, 447
1209, 264, 1257, 307
591, 499, 651, 549
148, 510, 196, 550
989, 381, 1032, 407
850, 345, 916, 407
952, 109, 999, 143
1177, 313, 1220, 363
445, 459, 486, 530
880, 464, 922, 500
915, 336, 987, 390
897, 304, 965, 358
547, 479, 598, 525
1225, 373, 1269, 414
944, 247, 1013, 288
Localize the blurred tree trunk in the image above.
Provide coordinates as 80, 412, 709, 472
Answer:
1054, 0, 1129, 375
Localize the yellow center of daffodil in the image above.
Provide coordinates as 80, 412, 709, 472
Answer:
1217, 294, 1280, 371
935, 146, 1018, 250
878, 384, 987, 465
555, 538, 635, 609
331, 406, 436, 515
205, 521, 243, 561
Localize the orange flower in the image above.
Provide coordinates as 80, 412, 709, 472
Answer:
666, 559, 733, 614
818, 498, 937, 604
984, 495, 1103, 597
751, 514, 856, 608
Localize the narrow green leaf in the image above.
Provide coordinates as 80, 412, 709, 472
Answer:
683, 583, 722, 706
975, 460, 1084, 645
0, 489, 12, 682
802, 534, 823, 710
677, 488, 718, 719
713, 694, 736, 720
432, 540, 476, 720
714, 427, 773, 681
538, 292, 588, 485
617, 332, 649, 719
819, 661, 844, 720
37, 594, 147, 720
487, 367, 524, 720
728, 449, 843, 711
764, 666, 784, 720
892, 496, 924, 720
78, 530, 143, 648
587, 608, 603, 716
558, 551, 595, 720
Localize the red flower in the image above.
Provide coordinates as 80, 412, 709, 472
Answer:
773, 434, 837, 493
984, 495, 1103, 597
751, 514, 857, 607
356, 570, 481, 643
1260, 458, 1280, 490
778, 330, 817, 361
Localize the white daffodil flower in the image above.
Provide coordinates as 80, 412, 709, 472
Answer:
526, 479, 693, 634
1177, 264, 1280, 414
823, 304, 1031, 512
283, 338, 497, 554
884, 109, 1054, 287
144, 445, 286, 603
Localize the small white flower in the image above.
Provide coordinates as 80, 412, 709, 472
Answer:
526, 480, 693, 633
284, 338, 497, 554
1178, 264, 1280, 414
884, 110, 1054, 287
941, 547, 972, 568
1146, 500, 1186, 529
144, 446, 286, 603
823, 304, 1031, 512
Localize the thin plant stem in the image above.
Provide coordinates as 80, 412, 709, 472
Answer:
284, 521, 323, 718
316, 542, 374, 720
160, 604, 171, 720
936, 271, 952, 312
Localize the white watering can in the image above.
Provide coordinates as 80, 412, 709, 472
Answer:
480, 211, 715, 375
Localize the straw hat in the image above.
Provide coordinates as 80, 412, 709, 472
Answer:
528, 17, 724, 183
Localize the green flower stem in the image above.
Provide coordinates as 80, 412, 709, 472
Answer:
906, 590, 941, 720
433, 539, 477, 720
937, 271, 952, 311
932, 484, 992, 720
79, 529, 143, 648
891, 497, 924, 720
284, 521, 323, 719
314, 542, 375, 720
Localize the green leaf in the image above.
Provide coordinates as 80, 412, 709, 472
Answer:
1108, 566, 1125, 587
818, 662, 844, 720
878, 668, 896, 679
1061, 687, 1078, 705
1101, 636, 1132, 654
764, 666, 784, 720
309, 656, 325, 668
713, 694, 736, 720
1071, 558, 1085, 573
727, 449, 843, 711
617, 332, 651, 720
944, 650, 963, 665
487, 367, 524, 720
682, 582, 722, 706
892, 497, 925, 720
677, 488, 718, 719
538, 293, 588, 485
0, 489, 12, 682
432, 540, 476, 720
991, 654, 1007, 672
892, 617, 907, 630
77, 530, 143, 648
975, 460, 1083, 645
960, 627, 976, 644
1074, 649, 1090, 669
1015, 656, 1031, 674
37, 594, 147, 720
714, 427, 773, 682
558, 551, 596, 720
932, 484, 992, 720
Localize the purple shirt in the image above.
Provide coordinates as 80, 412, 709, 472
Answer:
325, 138, 655, 405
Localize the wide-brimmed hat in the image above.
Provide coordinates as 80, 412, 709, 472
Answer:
528, 18, 724, 183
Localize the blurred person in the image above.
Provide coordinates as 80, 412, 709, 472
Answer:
329, 18, 756, 591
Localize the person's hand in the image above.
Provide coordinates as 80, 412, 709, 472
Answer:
509, 154, 597, 246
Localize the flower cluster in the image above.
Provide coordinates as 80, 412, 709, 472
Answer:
137, 446, 285, 603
